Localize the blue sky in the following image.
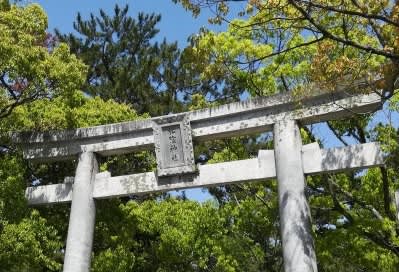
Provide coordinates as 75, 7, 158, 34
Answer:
33, 0, 232, 47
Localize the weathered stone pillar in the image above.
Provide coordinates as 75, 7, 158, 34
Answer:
273, 120, 318, 272
63, 152, 98, 272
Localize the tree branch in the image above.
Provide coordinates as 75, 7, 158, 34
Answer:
299, 0, 399, 28
325, 175, 355, 224
362, 230, 399, 257
288, 0, 399, 60
329, 177, 384, 221
0, 73, 18, 100
235, 36, 325, 64
380, 166, 396, 221
326, 121, 349, 146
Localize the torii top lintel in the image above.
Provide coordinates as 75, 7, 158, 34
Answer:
13, 89, 382, 161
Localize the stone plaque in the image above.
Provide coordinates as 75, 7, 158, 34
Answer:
161, 124, 184, 168
152, 113, 195, 177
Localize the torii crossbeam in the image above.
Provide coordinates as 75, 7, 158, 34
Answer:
14, 89, 384, 272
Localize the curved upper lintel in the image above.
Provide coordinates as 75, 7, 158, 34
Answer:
17, 91, 382, 161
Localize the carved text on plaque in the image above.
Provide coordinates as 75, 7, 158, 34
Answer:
161, 125, 184, 168
153, 114, 195, 177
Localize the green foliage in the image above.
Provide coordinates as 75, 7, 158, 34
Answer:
57, 4, 199, 116
1, 1, 399, 271
1, 91, 145, 132
92, 245, 135, 272
0, 0, 10, 11
0, 210, 62, 271
0, 88, 150, 270
92, 199, 266, 271
309, 166, 399, 271
0, 4, 153, 271
176, 0, 398, 99
0, 2, 86, 119
316, 225, 398, 271
0, 154, 27, 223
188, 22, 316, 97
174, 1, 399, 270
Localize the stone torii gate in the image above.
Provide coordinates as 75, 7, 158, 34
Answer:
14, 89, 384, 272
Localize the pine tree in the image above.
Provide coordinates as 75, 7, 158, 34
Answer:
57, 5, 191, 116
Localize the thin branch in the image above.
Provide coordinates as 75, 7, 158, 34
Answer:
362, 230, 399, 256
235, 36, 325, 64
354, 119, 367, 143
329, 177, 384, 221
232, 193, 240, 206
326, 121, 349, 146
350, 0, 387, 48
289, 0, 399, 60
300, 0, 399, 28
280, 75, 290, 92
0, 74, 18, 100
380, 166, 396, 221
236, 184, 271, 208
326, 176, 355, 224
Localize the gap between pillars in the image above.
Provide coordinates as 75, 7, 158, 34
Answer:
273, 120, 318, 272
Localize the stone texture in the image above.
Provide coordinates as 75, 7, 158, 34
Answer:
302, 142, 384, 174
25, 142, 383, 205
15, 92, 381, 161
25, 183, 73, 205
63, 152, 98, 272
274, 120, 318, 272
152, 113, 195, 177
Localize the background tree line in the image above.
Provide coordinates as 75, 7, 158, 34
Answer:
0, 0, 398, 271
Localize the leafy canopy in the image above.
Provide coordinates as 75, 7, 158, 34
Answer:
0, 2, 86, 120
175, 0, 398, 98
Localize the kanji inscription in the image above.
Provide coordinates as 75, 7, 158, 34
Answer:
152, 114, 195, 177
161, 125, 184, 168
